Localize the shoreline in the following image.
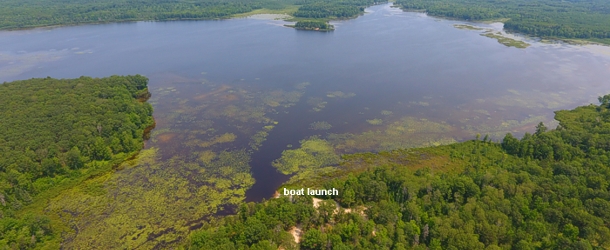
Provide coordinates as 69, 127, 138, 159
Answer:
398, 7, 610, 46
0, 3, 387, 33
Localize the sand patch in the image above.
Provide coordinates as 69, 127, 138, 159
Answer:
289, 226, 302, 243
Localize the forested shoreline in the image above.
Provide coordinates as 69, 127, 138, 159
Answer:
0, 76, 154, 248
5, 0, 610, 44
395, 0, 610, 44
187, 96, 610, 249
0, 0, 381, 31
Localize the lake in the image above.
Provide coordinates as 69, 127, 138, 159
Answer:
2, 3, 610, 248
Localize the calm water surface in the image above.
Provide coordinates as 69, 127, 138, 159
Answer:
2, 3, 610, 246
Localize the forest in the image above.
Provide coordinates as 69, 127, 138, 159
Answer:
0, 76, 154, 248
187, 95, 610, 249
292, 20, 334, 31
292, 0, 380, 19
0, 0, 382, 30
0, 0, 293, 29
2, 0, 610, 43
395, 0, 610, 44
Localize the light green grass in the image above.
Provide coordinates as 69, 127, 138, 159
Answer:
231, 5, 299, 18
481, 32, 530, 48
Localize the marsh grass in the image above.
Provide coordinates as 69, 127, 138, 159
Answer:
453, 24, 484, 30
481, 32, 530, 48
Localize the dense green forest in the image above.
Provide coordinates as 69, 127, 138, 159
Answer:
292, 20, 334, 31
395, 0, 610, 44
0, 76, 154, 248
187, 95, 610, 249
0, 0, 295, 29
293, 0, 381, 19
0, 0, 383, 30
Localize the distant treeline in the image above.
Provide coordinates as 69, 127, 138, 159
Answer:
293, 0, 382, 19
187, 96, 610, 249
396, 0, 610, 43
0, 0, 387, 30
0, 76, 153, 248
0, 0, 294, 29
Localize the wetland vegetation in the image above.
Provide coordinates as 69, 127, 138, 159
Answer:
481, 32, 530, 49
3, 2, 610, 249
188, 97, 610, 250
0, 75, 154, 248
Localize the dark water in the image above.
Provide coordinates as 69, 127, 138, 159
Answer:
2, 3, 610, 203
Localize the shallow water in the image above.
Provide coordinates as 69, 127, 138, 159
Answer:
2, 3, 610, 246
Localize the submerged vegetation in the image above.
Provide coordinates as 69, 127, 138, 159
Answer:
327, 91, 356, 98
308, 97, 328, 112
0, 76, 153, 249
310, 121, 333, 130
188, 96, 610, 249
366, 118, 383, 125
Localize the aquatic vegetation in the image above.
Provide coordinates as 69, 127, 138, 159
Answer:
366, 118, 383, 125
410, 101, 430, 106
272, 138, 341, 175
184, 133, 237, 148
381, 110, 393, 115
262, 90, 303, 108
199, 150, 216, 164
250, 130, 269, 151
30, 78, 314, 247
481, 32, 530, 48
492, 90, 576, 110
453, 24, 484, 30
294, 82, 311, 90
473, 109, 490, 116
307, 97, 328, 112
46, 148, 254, 249
310, 121, 333, 130
219, 104, 270, 123
326, 91, 356, 98
329, 117, 457, 154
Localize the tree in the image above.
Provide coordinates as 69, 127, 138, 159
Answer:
535, 122, 547, 136
66, 147, 84, 170
301, 229, 327, 250
598, 94, 610, 108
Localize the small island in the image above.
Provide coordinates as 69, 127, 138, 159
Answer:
286, 20, 335, 31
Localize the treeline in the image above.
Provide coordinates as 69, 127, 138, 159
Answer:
188, 95, 610, 249
0, 0, 387, 30
293, 0, 383, 19
294, 20, 334, 30
0, 75, 154, 248
396, 0, 610, 43
0, 0, 294, 30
